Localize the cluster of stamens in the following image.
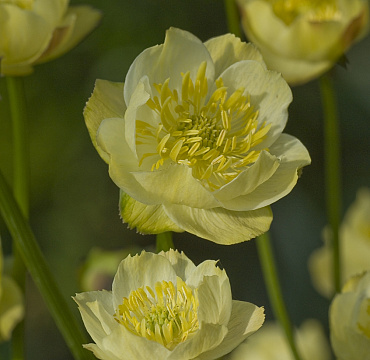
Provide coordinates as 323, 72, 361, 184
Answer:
266, 0, 341, 25
136, 61, 271, 191
114, 278, 199, 350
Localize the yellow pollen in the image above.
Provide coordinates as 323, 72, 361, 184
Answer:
114, 278, 199, 350
265, 0, 341, 25
137, 61, 272, 191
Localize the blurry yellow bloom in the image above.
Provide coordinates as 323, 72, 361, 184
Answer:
0, 0, 101, 76
74, 250, 265, 360
84, 27, 311, 244
237, 0, 369, 85
330, 271, 370, 360
225, 319, 331, 360
309, 188, 370, 298
0, 241, 24, 342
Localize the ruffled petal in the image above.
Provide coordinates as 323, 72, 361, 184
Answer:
84, 80, 125, 163
163, 205, 273, 244
159, 249, 197, 281
119, 191, 183, 234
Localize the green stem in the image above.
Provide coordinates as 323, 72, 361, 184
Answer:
156, 232, 174, 252
257, 232, 302, 360
319, 74, 342, 293
0, 171, 94, 360
223, 0, 242, 38
7, 76, 29, 360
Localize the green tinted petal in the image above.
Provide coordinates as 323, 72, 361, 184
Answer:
164, 205, 273, 244
119, 191, 183, 234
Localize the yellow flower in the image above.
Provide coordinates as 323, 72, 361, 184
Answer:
237, 0, 369, 85
309, 188, 370, 298
225, 319, 331, 360
74, 250, 265, 360
330, 271, 370, 360
84, 28, 311, 245
0, 241, 24, 342
0, 0, 101, 76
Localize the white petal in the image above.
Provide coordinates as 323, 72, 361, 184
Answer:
198, 301, 265, 360
205, 33, 266, 78
163, 205, 273, 244
112, 252, 177, 310
219, 134, 311, 211
218, 60, 292, 148
124, 27, 215, 106
159, 249, 197, 281
84, 80, 125, 163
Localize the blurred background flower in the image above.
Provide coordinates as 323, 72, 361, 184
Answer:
309, 187, 370, 298
0, 0, 101, 75
0, 0, 369, 358
236, 0, 369, 85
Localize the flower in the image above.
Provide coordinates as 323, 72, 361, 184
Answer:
84, 27, 311, 244
225, 319, 331, 360
74, 249, 265, 360
237, 0, 370, 85
0, 241, 24, 342
329, 271, 370, 360
309, 187, 370, 298
0, 0, 101, 76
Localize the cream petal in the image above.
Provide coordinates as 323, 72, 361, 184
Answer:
163, 204, 273, 244
33, 0, 68, 26
124, 27, 215, 105
159, 249, 197, 281
83, 343, 121, 360
0, 277, 24, 341
204, 33, 266, 78
218, 60, 292, 148
219, 134, 311, 211
198, 301, 265, 360
214, 151, 280, 203
84, 80, 125, 163
169, 323, 228, 360
36, 5, 102, 63
131, 164, 220, 209
112, 252, 177, 310
119, 191, 183, 234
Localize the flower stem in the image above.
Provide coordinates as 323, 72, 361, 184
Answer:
156, 232, 174, 252
0, 170, 94, 360
6, 76, 29, 360
257, 232, 302, 360
319, 74, 342, 293
224, 0, 242, 38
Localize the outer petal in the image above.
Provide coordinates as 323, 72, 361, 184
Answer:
218, 134, 311, 211
204, 34, 266, 78
159, 249, 197, 281
84, 80, 126, 163
112, 252, 177, 309
124, 27, 215, 106
119, 191, 183, 234
199, 301, 265, 360
0, 277, 24, 341
218, 60, 292, 148
163, 205, 273, 244
36, 5, 102, 63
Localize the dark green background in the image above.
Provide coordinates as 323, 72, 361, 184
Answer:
0, 0, 369, 358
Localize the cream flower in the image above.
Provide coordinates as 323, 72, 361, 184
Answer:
74, 250, 265, 360
330, 271, 370, 360
0, 241, 24, 342
84, 27, 311, 245
309, 187, 370, 298
237, 0, 370, 85
0, 0, 101, 76
225, 319, 331, 360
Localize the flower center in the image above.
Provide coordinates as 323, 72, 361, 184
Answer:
0, 0, 34, 10
137, 62, 271, 191
265, 0, 340, 25
114, 277, 199, 350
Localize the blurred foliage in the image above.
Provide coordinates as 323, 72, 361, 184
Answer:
0, 0, 369, 358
